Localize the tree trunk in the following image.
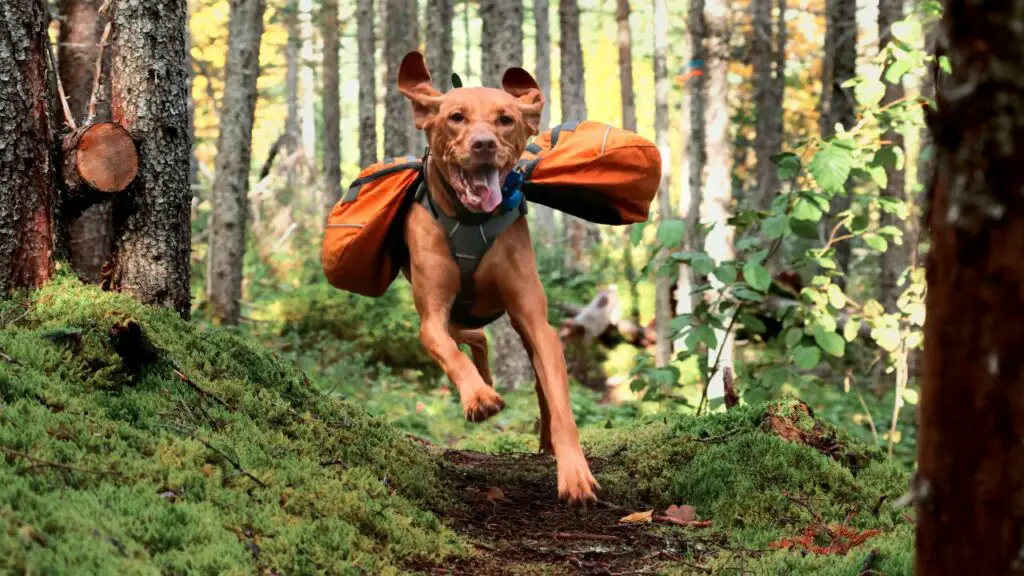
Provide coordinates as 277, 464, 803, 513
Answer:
617, 0, 640, 324
357, 0, 378, 167
559, 0, 598, 271
821, 0, 857, 286
878, 0, 906, 312
532, 0, 556, 243
285, 0, 300, 187
917, 1, 1024, 572
0, 0, 60, 292
702, 0, 734, 405
752, 0, 786, 212
653, 0, 673, 368
58, 0, 115, 284
322, 0, 342, 215
298, 0, 316, 174
480, 0, 522, 88
108, 0, 194, 317
207, 0, 266, 325
384, 0, 419, 158
685, 0, 707, 316
674, 0, 695, 352
426, 0, 454, 92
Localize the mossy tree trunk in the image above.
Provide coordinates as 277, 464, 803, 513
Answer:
0, 0, 60, 292
917, 1, 1024, 572
108, 0, 193, 317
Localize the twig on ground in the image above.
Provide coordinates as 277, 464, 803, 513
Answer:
172, 368, 230, 409
0, 446, 110, 476
858, 548, 881, 576
654, 516, 712, 528
552, 532, 620, 542
159, 424, 267, 488
785, 492, 835, 539
596, 499, 628, 511
695, 428, 740, 443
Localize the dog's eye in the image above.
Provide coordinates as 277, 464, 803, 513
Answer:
498, 114, 515, 126
449, 112, 465, 123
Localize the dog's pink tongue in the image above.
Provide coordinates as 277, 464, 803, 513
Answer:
470, 167, 503, 212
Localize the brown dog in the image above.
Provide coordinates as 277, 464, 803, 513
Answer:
396, 51, 599, 505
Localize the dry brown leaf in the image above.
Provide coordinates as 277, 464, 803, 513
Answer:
665, 504, 696, 523
486, 487, 506, 502
618, 510, 654, 524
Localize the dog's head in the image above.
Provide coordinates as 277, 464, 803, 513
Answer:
398, 51, 544, 214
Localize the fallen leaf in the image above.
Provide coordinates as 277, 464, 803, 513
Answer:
619, 510, 654, 524
665, 504, 696, 523
486, 487, 506, 502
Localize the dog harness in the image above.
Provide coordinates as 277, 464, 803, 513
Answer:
415, 167, 528, 329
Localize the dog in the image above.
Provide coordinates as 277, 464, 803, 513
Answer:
396, 51, 599, 505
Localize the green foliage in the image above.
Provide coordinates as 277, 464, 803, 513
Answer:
0, 276, 466, 574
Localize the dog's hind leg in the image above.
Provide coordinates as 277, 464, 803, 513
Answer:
451, 328, 494, 387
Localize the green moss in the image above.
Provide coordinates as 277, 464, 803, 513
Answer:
0, 276, 466, 574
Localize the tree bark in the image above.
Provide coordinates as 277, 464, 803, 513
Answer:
702, 0, 734, 404
616, 0, 640, 324
653, 0, 673, 368
480, 0, 522, 88
59, 0, 115, 283
357, 0, 378, 167
674, 0, 695, 351
322, 0, 342, 215
559, 0, 598, 271
384, 0, 419, 158
821, 0, 857, 286
426, 0, 454, 92
532, 0, 556, 243
207, 0, 266, 325
0, 0, 60, 292
298, 0, 316, 174
685, 0, 707, 315
285, 0, 300, 187
878, 0, 907, 313
752, 0, 786, 212
917, 1, 1024, 572
108, 0, 194, 317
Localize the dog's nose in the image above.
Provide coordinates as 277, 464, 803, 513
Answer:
470, 132, 498, 155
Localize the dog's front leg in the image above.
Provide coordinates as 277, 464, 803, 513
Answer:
418, 314, 505, 422
506, 292, 599, 505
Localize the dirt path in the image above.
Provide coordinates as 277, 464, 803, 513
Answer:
410, 450, 727, 575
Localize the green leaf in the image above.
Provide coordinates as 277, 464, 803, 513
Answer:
657, 220, 686, 247
773, 152, 801, 181
867, 165, 888, 189
794, 346, 821, 370
789, 218, 821, 240
826, 284, 846, 309
885, 57, 915, 84
736, 237, 760, 251
734, 286, 765, 302
872, 325, 902, 352
892, 19, 923, 45
740, 313, 767, 334
762, 367, 788, 389
697, 325, 718, 350
762, 214, 790, 239
877, 225, 904, 240
813, 328, 846, 357
810, 145, 853, 193
864, 233, 889, 252
843, 319, 862, 342
670, 314, 694, 335
816, 255, 838, 270
873, 146, 899, 170
938, 55, 952, 75
855, 78, 887, 107
630, 222, 647, 246
691, 254, 716, 276
743, 262, 772, 292
784, 327, 804, 348
750, 249, 770, 264
792, 198, 824, 222
715, 263, 738, 284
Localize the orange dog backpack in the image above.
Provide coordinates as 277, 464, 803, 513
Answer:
322, 122, 661, 297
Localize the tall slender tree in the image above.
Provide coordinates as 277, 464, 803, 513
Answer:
532, 0, 557, 243
0, 0, 59, 292
322, 0, 342, 214
59, 0, 114, 283
617, 0, 641, 325
207, 0, 267, 325
426, 0, 454, 92
384, 0, 419, 158
674, 0, 696, 345
821, 0, 857, 285
357, 0, 378, 167
481, 0, 523, 87
684, 0, 707, 316
285, 0, 300, 187
702, 0, 734, 404
298, 0, 316, 172
878, 0, 907, 312
917, 1, 1024, 572
752, 0, 787, 212
108, 0, 193, 317
653, 0, 674, 367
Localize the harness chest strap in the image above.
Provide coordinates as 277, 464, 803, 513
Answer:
415, 179, 528, 328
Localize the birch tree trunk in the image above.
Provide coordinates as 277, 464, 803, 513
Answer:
532, 0, 556, 243
0, 0, 60, 292
480, 0, 523, 87
322, 0, 342, 215
426, 0, 454, 92
58, 0, 114, 283
878, 0, 907, 312
702, 0, 734, 404
357, 0, 378, 167
653, 0, 674, 367
617, 0, 641, 324
384, 0, 419, 158
917, 1, 1024, 571
108, 0, 193, 317
207, 0, 266, 325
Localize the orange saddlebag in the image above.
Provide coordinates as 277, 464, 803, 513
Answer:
518, 120, 661, 225
321, 156, 422, 297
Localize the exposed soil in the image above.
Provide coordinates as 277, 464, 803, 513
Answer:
410, 450, 729, 576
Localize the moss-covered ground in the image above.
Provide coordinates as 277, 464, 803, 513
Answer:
1, 278, 913, 574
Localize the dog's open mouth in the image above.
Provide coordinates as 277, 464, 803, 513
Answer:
452, 163, 505, 213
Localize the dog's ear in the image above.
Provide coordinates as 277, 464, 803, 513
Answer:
501, 67, 544, 136
398, 51, 443, 129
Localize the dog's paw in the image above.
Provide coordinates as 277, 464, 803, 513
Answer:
556, 450, 600, 506
462, 386, 505, 422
